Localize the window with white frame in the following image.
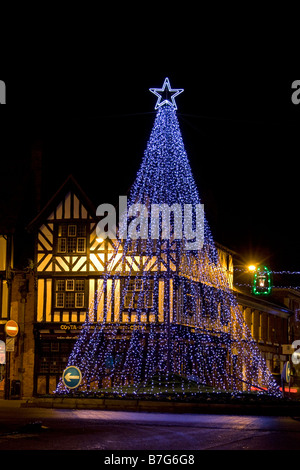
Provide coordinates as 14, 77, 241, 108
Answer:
55, 279, 86, 308
57, 224, 86, 254
124, 278, 154, 309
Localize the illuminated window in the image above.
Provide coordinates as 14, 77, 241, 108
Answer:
65, 292, 75, 308
56, 292, 64, 308
66, 280, 74, 291
77, 238, 86, 253
123, 278, 154, 309
55, 278, 86, 308
58, 238, 66, 253
135, 279, 143, 291
67, 238, 77, 253
68, 225, 76, 237
57, 224, 87, 254
75, 292, 85, 308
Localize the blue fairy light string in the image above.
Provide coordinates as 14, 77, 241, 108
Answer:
55, 78, 280, 398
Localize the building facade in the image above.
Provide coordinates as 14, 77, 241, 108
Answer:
0, 232, 14, 398
235, 290, 292, 388
0, 175, 298, 398
25, 176, 241, 395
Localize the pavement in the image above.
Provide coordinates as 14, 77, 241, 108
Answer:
0, 399, 27, 407
6, 395, 300, 416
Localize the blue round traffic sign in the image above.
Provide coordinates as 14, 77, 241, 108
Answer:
62, 366, 82, 389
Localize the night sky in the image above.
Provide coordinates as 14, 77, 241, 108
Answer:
1, 43, 299, 271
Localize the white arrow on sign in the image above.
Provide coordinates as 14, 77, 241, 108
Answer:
65, 372, 80, 382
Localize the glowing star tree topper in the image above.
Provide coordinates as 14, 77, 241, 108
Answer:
149, 77, 184, 110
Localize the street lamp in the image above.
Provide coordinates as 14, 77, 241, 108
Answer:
248, 265, 257, 272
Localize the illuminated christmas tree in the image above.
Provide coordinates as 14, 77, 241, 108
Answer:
56, 78, 280, 398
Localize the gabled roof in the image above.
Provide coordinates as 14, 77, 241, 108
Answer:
26, 174, 96, 232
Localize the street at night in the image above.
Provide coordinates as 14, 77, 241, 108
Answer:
2, 28, 300, 459
1, 401, 300, 451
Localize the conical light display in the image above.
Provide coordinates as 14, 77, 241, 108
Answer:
56, 79, 280, 398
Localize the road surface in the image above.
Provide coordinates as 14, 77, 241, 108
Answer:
0, 401, 300, 451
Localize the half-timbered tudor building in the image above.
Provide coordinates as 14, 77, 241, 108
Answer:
25, 174, 295, 396
27, 175, 100, 394
26, 175, 234, 395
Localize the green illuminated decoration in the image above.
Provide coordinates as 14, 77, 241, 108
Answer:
252, 265, 272, 295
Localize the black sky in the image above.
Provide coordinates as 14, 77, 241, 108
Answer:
1, 42, 299, 271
